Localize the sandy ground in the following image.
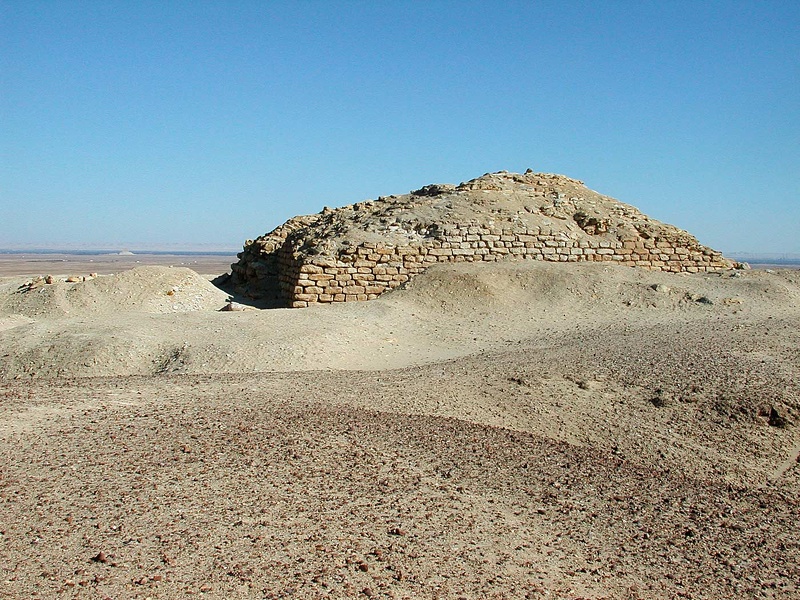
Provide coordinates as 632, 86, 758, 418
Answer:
1, 260, 798, 599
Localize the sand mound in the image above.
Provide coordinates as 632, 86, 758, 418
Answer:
391, 260, 800, 316
0, 266, 230, 319
1, 261, 798, 379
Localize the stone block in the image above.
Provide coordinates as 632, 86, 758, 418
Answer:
299, 265, 324, 274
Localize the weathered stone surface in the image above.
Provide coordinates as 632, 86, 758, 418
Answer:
230, 170, 739, 307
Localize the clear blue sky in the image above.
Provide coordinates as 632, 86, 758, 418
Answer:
1, 0, 798, 253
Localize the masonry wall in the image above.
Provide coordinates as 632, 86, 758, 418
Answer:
233, 223, 733, 308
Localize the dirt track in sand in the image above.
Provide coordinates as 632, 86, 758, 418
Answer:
1, 260, 799, 598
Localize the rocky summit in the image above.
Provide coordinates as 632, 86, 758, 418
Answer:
231, 170, 740, 307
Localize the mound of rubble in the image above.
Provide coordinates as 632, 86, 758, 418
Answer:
231, 170, 740, 307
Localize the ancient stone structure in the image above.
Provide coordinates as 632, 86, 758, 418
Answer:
231, 170, 739, 307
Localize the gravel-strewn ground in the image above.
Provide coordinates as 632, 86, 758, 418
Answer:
1, 261, 798, 599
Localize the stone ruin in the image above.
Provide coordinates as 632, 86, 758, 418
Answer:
230, 170, 740, 307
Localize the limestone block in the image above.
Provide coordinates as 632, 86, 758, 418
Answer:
299, 265, 324, 274
295, 293, 319, 302
343, 285, 366, 295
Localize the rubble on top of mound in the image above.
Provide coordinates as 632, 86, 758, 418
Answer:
231, 170, 742, 307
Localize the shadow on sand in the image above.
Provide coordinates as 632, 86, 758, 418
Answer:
210, 273, 290, 310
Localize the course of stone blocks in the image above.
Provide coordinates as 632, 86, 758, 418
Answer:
231, 171, 739, 307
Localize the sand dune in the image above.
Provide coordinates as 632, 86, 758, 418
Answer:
1, 261, 798, 598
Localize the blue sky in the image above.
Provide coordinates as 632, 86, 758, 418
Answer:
1, 1, 798, 253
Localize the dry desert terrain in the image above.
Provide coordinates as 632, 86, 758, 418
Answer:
0, 258, 798, 599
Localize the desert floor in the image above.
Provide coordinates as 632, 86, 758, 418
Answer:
0, 258, 798, 599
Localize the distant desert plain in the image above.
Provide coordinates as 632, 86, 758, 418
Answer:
1, 175, 799, 599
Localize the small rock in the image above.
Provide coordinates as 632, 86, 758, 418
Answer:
45, 275, 55, 284
768, 407, 790, 428
220, 301, 247, 312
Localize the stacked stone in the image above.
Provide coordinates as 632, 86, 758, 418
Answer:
231, 171, 738, 307
282, 228, 730, 307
